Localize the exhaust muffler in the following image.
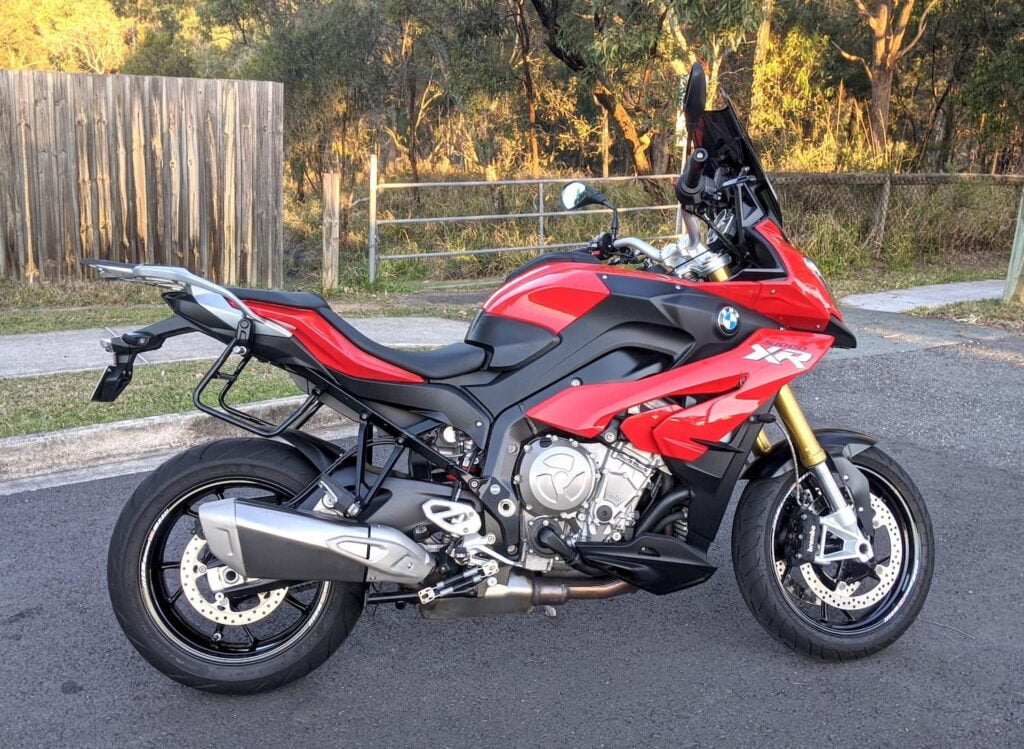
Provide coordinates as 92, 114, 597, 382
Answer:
198, 498, 434, 585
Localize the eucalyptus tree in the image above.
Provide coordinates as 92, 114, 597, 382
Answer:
832, 0, 941, 155
528, 0, 760, 175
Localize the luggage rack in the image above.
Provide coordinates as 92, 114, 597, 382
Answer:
193, 318, 322, 437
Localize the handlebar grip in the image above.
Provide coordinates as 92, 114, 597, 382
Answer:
677, 148, 709, 196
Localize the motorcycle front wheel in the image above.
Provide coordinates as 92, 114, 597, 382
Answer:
107, 438, 366, 693
732, 445, 934, 660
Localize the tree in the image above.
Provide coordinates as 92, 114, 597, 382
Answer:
507, 0, 542, 175
529, 0, 678, 174
833, 0, 941, 155
1, 0, 130, 73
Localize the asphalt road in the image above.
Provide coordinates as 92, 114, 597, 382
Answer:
1, 310, 1023, 748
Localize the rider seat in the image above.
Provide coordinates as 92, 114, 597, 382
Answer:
229, 288, 486, 380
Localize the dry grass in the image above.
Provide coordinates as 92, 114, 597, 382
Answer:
910, 298, 1024, 334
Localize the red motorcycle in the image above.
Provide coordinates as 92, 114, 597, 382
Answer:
93, 64, 933, 693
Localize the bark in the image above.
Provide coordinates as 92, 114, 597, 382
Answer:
601, 108, 610, 178
749, 0, 775, 135
594, 84, 652, 174
934, 93, 956, 171
868, 65, 894, 154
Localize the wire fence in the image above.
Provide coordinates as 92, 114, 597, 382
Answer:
320, 157, 1024, 288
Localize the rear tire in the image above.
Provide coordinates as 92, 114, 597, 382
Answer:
732, 446, 934, 660
107, 438, 366, 694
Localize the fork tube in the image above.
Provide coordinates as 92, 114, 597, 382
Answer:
753, 429, 773, 456
774, 385, 827, 467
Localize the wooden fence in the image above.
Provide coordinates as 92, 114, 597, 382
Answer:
0, 70, 283, 286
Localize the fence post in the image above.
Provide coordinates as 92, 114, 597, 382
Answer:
367, 154, 378, 284
869, 173, 892, 259
538, 182, 545, 250
322, 173, 340, 291
1004, 185, 1024, 303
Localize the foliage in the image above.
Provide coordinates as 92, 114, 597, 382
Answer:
2, 0, 1021, 286
1, 0, 131, 73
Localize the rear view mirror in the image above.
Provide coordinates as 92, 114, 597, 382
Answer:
561, 181, 610, 211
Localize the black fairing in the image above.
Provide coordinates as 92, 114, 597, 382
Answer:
825, 315, 857, 349
465, 314, 559, 369
574, 532, 716, 595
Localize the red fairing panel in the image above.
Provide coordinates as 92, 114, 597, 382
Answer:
483, 222, 838, 336
527, 329, 834, 462
246, 301, 425, 383
700, 219, 843, 332
482, 263, 610, 333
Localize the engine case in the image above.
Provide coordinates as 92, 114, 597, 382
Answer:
514, 435, 663, 571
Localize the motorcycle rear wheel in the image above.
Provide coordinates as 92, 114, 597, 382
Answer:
107, 438, 366, 694
732, 446, 934, 660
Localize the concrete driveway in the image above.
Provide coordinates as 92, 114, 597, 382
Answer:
1, 309, 1022, 747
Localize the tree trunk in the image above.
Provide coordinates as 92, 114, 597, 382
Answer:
935, 94, 956, 171
601, 108, 610, 177
513, 0, 541, 176
595, 85, 652, 174
868, 65, 894, 155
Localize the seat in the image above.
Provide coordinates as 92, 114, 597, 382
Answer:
230, 287, 487, 380
317, 308, 487, 380
227, 287, 329, 310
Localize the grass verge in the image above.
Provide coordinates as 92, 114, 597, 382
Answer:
0, 305, 168, 335
0, 359, 299, 438
910, 298, 1024, 334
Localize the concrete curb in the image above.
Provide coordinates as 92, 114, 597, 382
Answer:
0, 397, 355, 484
841, 279, 1005, 313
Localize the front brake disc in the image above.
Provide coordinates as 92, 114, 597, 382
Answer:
798, 496, 902, 610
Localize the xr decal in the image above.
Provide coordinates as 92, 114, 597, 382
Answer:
743, 343, 813, 370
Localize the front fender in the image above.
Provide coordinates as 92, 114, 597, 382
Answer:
742, 428, 877, 481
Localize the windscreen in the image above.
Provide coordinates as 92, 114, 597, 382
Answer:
691, 98, 784, 227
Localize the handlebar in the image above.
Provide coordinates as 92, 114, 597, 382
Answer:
679, 148, 708, 193
611, 237, 664, 262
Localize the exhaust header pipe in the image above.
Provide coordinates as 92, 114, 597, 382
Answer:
420, 572, 634, 619
199, 499, 434, 585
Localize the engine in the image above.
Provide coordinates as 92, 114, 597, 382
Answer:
514, 434, 666, 571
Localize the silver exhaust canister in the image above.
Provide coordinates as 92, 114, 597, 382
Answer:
198, 498, 434, 584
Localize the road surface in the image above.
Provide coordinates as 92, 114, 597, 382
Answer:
1, 310, 1022, 747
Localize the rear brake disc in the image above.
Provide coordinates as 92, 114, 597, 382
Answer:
179, 535, 287, 625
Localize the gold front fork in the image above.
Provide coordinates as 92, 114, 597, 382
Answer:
750, 386, 825, 466
773, 385, 826, 467
707, 267, 826, 468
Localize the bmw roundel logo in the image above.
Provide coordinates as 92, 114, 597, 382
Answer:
717, 306, 740, 335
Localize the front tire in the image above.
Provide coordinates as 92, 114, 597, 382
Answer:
107, 438, 366, 694
732, 446, 934, 660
